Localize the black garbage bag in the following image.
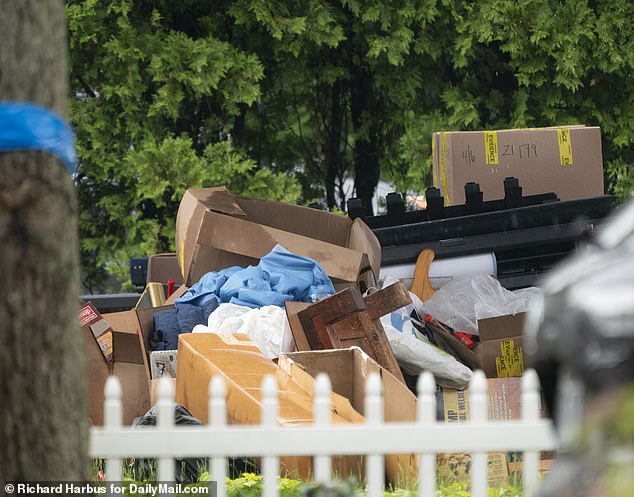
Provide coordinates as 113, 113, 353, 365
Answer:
525, 197, 634, 497
133, 404, 258, 483
133, 404, 207, 484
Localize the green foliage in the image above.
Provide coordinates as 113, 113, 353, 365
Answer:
67, 0, 300, 290
226, 473, 303, 497
68, 0, 634, 287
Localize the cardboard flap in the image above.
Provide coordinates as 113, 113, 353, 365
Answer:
112, 331, 145, 364
349, 218, 382, 279
235, 196, 351, 246
477, 313, 526, 341
190, 187, 246, 216
147, 253, 184, 285
198, 212, 366, 282
284, 301, 313, 351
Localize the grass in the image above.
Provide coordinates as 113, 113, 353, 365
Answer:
90, 459, 527, 497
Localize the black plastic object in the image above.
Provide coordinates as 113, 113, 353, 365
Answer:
130, 257, 148, 289
133, 404, 258, 482
525, 198, 634, 497
133, 404, 208, 484
348, 178, 616, 289
351, 177, 559, 228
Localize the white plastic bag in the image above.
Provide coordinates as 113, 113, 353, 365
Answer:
415, 274, 542, 335
374, 279, 473, 389
380, 313, 473, 389
192, 303, 295, 359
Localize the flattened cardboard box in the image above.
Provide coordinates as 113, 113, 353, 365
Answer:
175, 333, 367, 480
82, 304, 174, 425
280, 348, 418, 484
432, 126, 604, 205
175, 187, 381, 287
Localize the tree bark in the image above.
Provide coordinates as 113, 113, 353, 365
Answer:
350, 62, 380, 216
0, 0, 88, 483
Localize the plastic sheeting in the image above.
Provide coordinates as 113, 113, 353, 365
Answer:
375, 279, 473, 389
416, 274, 541, 335
176, 244, 335, 308
0, 102, 76, 172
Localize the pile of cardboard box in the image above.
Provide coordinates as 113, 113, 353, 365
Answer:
83, 122, 600, 484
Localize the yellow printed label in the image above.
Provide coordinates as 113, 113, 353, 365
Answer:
431, 135, 437, 187
495, 339, 524, 377
179, 241, 185, 277
557, 129, 573, 165
484, 131, 499, 165
440, 132, 451, 205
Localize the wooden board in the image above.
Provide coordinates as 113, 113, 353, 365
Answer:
294, 283, 412, 383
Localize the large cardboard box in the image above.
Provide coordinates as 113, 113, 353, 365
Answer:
175, 187, 381, 287
175, 333, 367, 480
476, 313, 526, 378
432, 126, 604, 205
82, 304, 174, 425
436, 377, 550, 484
279, 348, 418, 484
435, 377, 535, 487
436, 377, 530, 423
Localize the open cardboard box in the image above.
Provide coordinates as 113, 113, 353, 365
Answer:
279, 347, 418, 483
425, 312, 526, 378
81, 303, 174, 425
476, 313, 526, 378
176, 333, 372, 481
175, 187, 381, 287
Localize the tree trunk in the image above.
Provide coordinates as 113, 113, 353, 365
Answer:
325, 80, 343, 209
0, 0, 88, 483
350, 62, 380, 216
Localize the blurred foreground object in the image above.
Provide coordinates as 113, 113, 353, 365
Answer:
525, 197, 634, 497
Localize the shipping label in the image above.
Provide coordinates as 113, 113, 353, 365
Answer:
440, 132, 451, 204
484, 131, 499, 164
557, 128, 574, 165
495, 339, 524, 377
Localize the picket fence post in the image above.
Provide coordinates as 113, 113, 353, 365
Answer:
262, 375, 280, 497
417, 371, 436, 497
104, 376, 122, 489
209, 376, 227, 497
365, 373, 384, 497
313, 373, 332, 481
469, 371, 488, 497
522, 369, 541, 497
156, 377, 175, 494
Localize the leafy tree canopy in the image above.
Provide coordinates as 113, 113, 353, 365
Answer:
67, 0, 634, 290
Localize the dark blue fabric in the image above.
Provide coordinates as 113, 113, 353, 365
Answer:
149, 298, 220, 352
0, 102, 76, 172
150, 309, 180, 351
176, 244, 335, 308
175, 298, 219, 333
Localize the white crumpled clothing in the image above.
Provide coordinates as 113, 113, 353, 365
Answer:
192, 303, 294, 359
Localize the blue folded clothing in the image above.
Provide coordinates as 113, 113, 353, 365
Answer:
176, 244, 335, 309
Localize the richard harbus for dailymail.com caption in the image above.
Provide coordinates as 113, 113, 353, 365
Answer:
3, 481, 216, 496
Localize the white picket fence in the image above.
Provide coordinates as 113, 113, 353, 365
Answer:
90, 369, 558, 497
